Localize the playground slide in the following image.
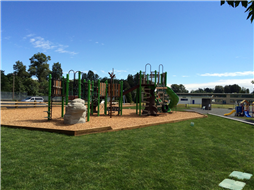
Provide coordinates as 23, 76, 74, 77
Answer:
224, 109, 236, 116
244, 111, 251, 117
165, 87, 179, 112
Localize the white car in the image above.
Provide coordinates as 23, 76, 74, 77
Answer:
21, 97, 44, 102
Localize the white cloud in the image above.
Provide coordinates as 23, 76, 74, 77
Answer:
23, 34, 78, 55
199, 71, 254, 77
55, 44, 77, 55
114, 70, 127, 73
23, 34, 35, 40
172, 75, 176, 77
95, 42, 99, 44
101, 70, 106, 73
4, 36, 11, 40
179, 78, 254, 92
30, 37, 56, 50
182, 75, 189, 77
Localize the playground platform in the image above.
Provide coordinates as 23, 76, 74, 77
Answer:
1, 107, 206, 136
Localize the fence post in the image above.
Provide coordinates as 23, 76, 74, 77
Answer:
105, 80, 108, 115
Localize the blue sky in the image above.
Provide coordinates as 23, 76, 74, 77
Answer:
1, 1, 253, 92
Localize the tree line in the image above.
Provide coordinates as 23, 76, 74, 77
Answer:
1, 52, 253, 103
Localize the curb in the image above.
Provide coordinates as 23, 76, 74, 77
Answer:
208, 113, 254, 126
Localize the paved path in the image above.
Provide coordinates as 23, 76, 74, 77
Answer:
184, 108, 254, 125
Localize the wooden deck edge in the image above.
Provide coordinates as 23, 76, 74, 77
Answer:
1, 124, 113, 136
111, 115, 207, 133
1, 125, 76, 136
1, 114, 207, 136
74, 126, 112, 136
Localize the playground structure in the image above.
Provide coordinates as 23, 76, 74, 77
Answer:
224, 100, 253, 117
123, 64, 179, 116
47, 70, 123, 121
46, 64, 179, 122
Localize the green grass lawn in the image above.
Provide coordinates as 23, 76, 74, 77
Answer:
2, 115, 254, 189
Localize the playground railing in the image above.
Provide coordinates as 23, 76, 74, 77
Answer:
0, 101, 48, 108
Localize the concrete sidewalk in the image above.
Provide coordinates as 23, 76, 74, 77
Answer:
185, 108, 254, 125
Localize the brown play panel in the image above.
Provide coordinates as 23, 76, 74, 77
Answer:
1, 106, 207, 136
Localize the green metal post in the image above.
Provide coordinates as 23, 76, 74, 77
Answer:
61, 76, 65, 117
139, 71, 142, 116
120, 81, 123, 115
87, 80, 91, 122
105, 81, 108, 115
91, 81, 94, 115
147, 74, 149, 84
98, 79, 100, 116
66, 74, 69, 105
165, 72, 167, 87
83, 79, 86, 100
154, 70, 157, 88
161, 73, 163, 85
48, 74, 52, 120
136, 72, 138, 114
78, 71, 81, 98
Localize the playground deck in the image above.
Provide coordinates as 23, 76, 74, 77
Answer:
1, 107, 207, 136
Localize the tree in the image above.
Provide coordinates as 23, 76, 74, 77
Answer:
230, 84, 241, 93
204, 87, 214, 93
28, 52, 51, 82
82, 70, 100, 82
13, 61, 30, 78
123, 80, 132, 103
23, 78, 40, 95
171, 84, 188, 93
191, 88, 205, 93
221, 0, 254, 23
224, 85, 231, 93
171, 84, 180, 93
251, 80, 254, 84
179, 84, 189, 93
1, 70, 12, 91
126, 74, 135, 88
51, 62, 63, 80
214, 85, 224, 93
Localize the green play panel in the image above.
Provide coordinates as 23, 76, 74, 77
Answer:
229, 171, 253, 180
219, 179, 246, 190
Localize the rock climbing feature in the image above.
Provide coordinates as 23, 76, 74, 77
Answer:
64, 98, 87, 125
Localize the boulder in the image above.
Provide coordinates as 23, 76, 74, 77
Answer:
64, 98, 87, 125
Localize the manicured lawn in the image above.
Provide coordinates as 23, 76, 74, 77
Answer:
1, 115, 254, 189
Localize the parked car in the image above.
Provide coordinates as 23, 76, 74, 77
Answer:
21, 97, 44, 102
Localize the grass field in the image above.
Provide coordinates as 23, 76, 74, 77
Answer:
1, 115, 254, 189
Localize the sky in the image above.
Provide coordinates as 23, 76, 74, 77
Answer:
1, 0, 253, 92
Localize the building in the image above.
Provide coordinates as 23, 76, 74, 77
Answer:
176, 93, 254, 105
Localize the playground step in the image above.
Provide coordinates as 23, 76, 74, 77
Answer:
156, 87, 167, 90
